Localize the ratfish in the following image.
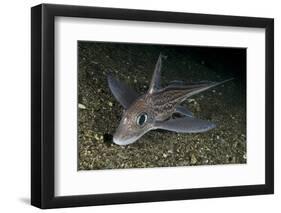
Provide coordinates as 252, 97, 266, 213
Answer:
108, 54, 233, 145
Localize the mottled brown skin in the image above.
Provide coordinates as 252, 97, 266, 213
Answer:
113, 86, 198, 145
113, 94, 154, 145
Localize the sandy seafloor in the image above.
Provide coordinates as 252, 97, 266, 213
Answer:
78, 42, 246, 170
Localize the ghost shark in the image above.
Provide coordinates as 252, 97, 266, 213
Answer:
107, 54, 233, 145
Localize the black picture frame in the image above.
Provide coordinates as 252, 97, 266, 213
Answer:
31, 3, 274, 209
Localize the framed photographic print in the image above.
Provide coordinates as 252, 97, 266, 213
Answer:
31, 3, 274, 209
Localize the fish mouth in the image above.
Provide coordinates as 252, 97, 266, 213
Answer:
112, 135, 139, 146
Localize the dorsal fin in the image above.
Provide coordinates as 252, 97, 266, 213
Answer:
148, 53, 166, 94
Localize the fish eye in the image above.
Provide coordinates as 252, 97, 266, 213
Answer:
136, 113, 148, 126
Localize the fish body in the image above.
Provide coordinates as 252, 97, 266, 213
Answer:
108, 54, 233, 145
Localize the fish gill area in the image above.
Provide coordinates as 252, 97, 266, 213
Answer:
78, 42, 246, 170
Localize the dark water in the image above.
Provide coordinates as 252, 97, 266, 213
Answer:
78, 41, 246, 170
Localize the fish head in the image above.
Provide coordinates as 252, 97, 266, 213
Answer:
113, 97, 154, 145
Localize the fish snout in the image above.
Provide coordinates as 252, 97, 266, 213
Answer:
112, 135, 125, 145
112, 131, 138, 146
113, 135, 132, 146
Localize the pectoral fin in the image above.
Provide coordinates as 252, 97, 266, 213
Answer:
107, 75, 139, 109
155, 117, 216, 133
175, 106, 193, 117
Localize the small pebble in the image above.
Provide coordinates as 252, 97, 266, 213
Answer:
94, 134, 99, 141
78, 103, 86, 109
188, 99, 195, 103
191, 154, 197, 164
